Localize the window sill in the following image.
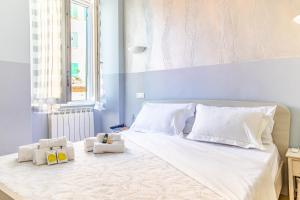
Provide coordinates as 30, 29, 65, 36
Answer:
60, 101, 95, 109
62, 101, 105, 111
67, 101, 95, 106
31, 101, 105, 113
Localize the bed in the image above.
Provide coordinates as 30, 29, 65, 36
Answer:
0, 100, 290, 200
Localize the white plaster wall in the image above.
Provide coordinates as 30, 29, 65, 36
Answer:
0, 0, 30, 64
125, 0, 300, 73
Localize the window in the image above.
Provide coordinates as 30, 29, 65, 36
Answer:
70, 2, 91, 101
68, 0, 100, 102
30, 0, 100, 109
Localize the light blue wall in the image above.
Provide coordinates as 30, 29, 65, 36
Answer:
125, 58, 300, 147
97, 0, 125, 132
32, 112, 48, 142
0, 61, 32, 155
0, 0, 32, 155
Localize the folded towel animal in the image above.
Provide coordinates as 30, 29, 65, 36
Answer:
84, 137, 97, 152
39, 137, 67, 149
93, 140, 125, 154
18, 143, 39, 162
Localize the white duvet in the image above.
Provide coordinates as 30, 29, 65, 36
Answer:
123, 130, 280, 200
0, 138, 223, 200
0, 131, 279, 200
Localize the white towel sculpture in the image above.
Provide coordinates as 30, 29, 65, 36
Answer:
18, 137, 74, 166
84, 133, 125, 154
93, 140, 125, 154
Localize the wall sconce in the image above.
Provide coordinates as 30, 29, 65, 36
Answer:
128, 46, 147, 54
294, 15, 300, 24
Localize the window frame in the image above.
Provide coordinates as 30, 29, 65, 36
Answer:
65, 0, 100, 104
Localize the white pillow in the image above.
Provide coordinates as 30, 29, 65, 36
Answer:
187, 104, 269, 150
211, 105, 276, 144
131, 103, 196, 135
183, 105, 276, 140
247, 106, 277, 144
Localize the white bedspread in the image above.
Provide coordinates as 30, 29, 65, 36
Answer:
0, 140, 223, 200
123, 130, 280, 200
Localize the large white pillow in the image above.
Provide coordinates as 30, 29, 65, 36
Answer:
211, 105, 277, 144
131, 103, 195, 135
187, 104, 269, 150
183, 105, 276, 140
247, 106, 277, 144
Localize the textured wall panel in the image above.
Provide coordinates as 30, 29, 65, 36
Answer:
125, 0, 300, 73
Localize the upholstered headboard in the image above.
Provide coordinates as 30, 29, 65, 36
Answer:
145, 99, 291, 194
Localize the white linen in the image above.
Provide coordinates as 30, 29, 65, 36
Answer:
84, 137, 97, 152
93, 140, 125, 154
18, 143, 39, 162
38, 139, 51, 149
33, 148, 48, 166
246, 106, 277, 144
131, 103, 195, 135
124, 131, 280, 200
0, 141, 223, 200
39, 137, 67, 149
188, 104, 268, 149
66, 142, 75, 160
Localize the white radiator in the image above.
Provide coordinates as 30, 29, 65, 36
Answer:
49, 107, 94, 142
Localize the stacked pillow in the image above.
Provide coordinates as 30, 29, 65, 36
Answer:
131, 102, 277, 150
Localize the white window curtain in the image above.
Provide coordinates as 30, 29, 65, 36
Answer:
30, 0, 67, 112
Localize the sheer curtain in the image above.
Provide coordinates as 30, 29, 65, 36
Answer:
30, 0, 67, 112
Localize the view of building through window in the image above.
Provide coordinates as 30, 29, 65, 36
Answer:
71, 3, 89, 101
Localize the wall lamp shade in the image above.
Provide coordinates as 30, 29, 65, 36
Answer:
128, 46, 147, 54
294, 15, 300, 24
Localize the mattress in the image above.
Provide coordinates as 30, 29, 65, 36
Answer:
0, 131, 280, 200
